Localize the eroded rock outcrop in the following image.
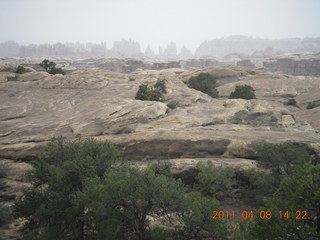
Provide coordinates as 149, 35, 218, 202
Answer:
1, 65, 320, 212
263, 52, 320, 76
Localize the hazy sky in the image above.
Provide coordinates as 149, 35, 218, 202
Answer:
1, 0, 319, 52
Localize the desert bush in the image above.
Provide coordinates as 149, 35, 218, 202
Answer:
175, 192, 228, 240
187, 73, 219, 98
14, 137, 121, 240
6, 75, 19, 81
145, 227, 176, 240
284, 98, 297, 106
148, 161, 172, 177
306, 101, 320, 109
235, 168, 276, 205
40, 59, 65, 75
229, 85, 256, 99
247, 163, 320, 239
135, 79, 167, 101
0, 204, 13, 227
14, 136, 231, 240
16, 65, 29, 74
167, 100, 179, 109
255, 142, 309, 184
154, 79, 167, 93
195, 161, 235, 200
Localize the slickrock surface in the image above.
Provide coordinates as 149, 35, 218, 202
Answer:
0, 64, 320, 238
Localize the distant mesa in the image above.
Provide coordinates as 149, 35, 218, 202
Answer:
1, 36, 320, 61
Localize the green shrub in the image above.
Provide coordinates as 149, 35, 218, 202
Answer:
284, 98, 296, 106
167, 100, 179, 109
14, 137, 121, 240
82, 164, 186, 240
6, 75, 19, 81
187, 73, 219, 98
175, 192, 228, 240
0, 204, 13, 227
135, 79, 167, 101
16, 65, 29, 74
195, 161, 235, 200
235, 168, 276, 205
306, 101, 320, 109
247, 163, 320, 239
49, 67, 65, 75
145, 227, 176, 240
229, 85, 256, 99
154, 79, 167, 93
255, 143, 309, 183
14, 137, 230, 240
148, 161, 172, 177
40, 59, 65, 75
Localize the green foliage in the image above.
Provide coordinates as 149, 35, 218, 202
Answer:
229, 85, 256, 99
14, 137, 121, 240
154, 79, 167, 93
247, 163, 320, 239
0, 204, 13, 227
255, 143, 309, 182
148, 161, 172, 177
135, 79, 167, 101
40, 59, 56, 71
16, 65, 29, 74
175, 192, 228, 240
167, 100, 179, 109
284, 98, 297, 106
195, 161, 235, 200
81, 164, 186, 240
145, 227, 176, 240
49, 67, 66, 75
14, 137, 229, 240
6, 75, 19, 81
40, 59, 65, 75
307, 101, 320, 109
187, 73, 219, 98
235, 168, 276, 205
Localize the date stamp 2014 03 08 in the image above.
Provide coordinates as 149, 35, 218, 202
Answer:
212, 210, 309, 220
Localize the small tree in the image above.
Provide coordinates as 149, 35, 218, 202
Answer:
195, 161, 235, 200
187, 73, 219, 98
81, 164, 186, 240
248, 163, 320, 239
255, 143, 309, 182
154, 79, 167, 93
14, 137, 121, 240
235, 168, 276, 205
175, 192, 228, 240
40, 59, 65, 75
229, 85, 256, 99
135, 79, 167, 101
16, 65, 29, 74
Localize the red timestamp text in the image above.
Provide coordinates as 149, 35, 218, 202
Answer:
212, 210, 309, 220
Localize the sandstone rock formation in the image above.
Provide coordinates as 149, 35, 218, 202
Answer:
1, 63, 320, 238
263, 52, 320, 76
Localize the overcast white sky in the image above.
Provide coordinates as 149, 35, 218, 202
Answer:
1, 0, 319, 52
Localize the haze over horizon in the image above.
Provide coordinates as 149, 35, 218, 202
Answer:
1, 0, 320, 52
